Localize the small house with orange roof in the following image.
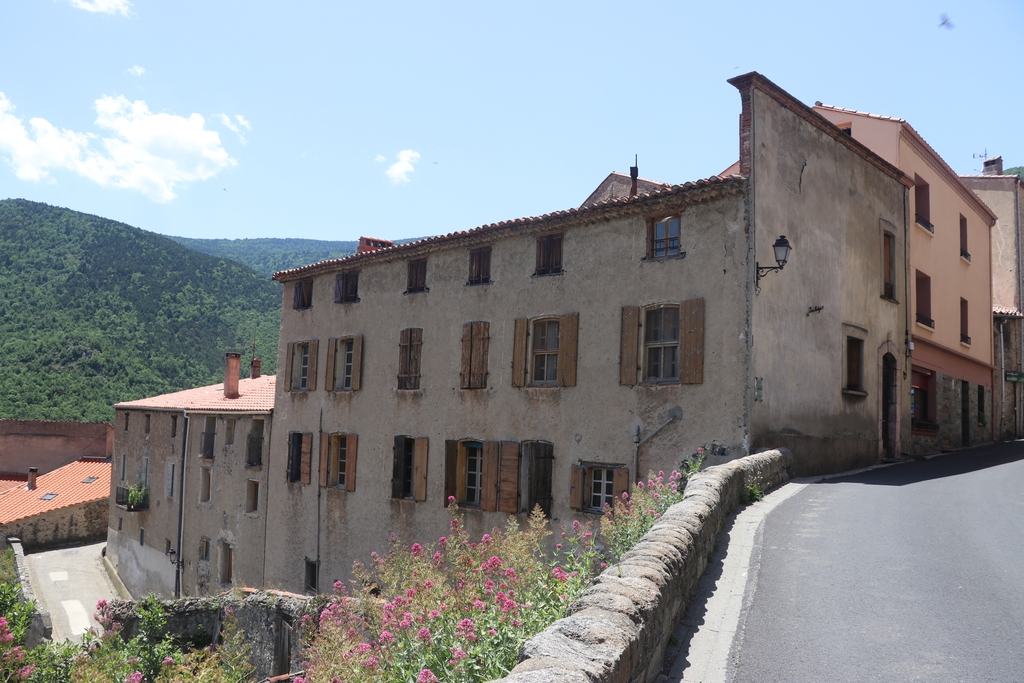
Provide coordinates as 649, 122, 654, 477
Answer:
106, 353, 275, 599
0, 458, 111, 550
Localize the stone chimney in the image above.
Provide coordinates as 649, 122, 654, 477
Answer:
225, 352, 241, 399
27, 467, 37, 490
983, 156, 1004, 176
250, 358, 261, 379
630, 155, 639, 197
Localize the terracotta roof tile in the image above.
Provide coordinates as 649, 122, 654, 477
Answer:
115, 376, 276, 413
994, 305, 1023, 317
273, 175, 747, 281
0, 459, 111, 525
814, 102, 906, 123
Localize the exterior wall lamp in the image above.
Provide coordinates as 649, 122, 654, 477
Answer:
755, 235, 792, 294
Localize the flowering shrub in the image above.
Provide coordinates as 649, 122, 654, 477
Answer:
300, 503, 598, 683
0, 615, 35, 682
601, 469, 686, 561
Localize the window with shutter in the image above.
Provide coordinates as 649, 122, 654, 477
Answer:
322, 433, 357, 490
535, 234, 563, 275
328, 337, 359, 391
468, 247, 492, 285
523, 441, 552, 516
334, 271, 359, 303
680, 298, 705, 384
460, 322, 490, 389
392, 436, 426, 500
620, 306, 640, 386
398, 328, 423, 390
406, 259, 428, 293
293, 279, 313, 309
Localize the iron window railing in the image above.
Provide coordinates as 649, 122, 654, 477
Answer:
200, 431, 216, 459
960, 248, 971, 262
246, 435, 264, 467
961, 333, 972, 345
916, 313, 934, 328
915, 214, 934, 232
115, 484, 149, 511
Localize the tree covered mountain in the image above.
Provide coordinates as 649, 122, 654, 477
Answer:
167, 236, 359, 277
1004, 166, 1023, 178
0, 199, 281, 422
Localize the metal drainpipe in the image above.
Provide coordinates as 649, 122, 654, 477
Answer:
175, 411, 189, 599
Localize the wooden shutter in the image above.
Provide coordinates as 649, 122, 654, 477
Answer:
334, 274, 343, 303
528, 442, 554, 517
318, 432, 329, 487
307, 340, 319, 391
410, 329, 422, 388
460, 323, 473, 389
325, 338, 337, 392
558, 312, 579, 387
511, 318, 529, 388
612, 468, 630, 501
681, 298, 705, 384
351, 334, 363, 391
398, 328, 411, 388
284, 343, 295, 391
292, 282, 303, 309
300, 433, 312, 485
569, 464, 586, 511
391, 436, 404, 499
497, 441, 520, 514
481, 441, 500, 512
471, 322, 489, 389
620, 306, 640, 386
413, 437, 429, 502
345, 433, 357, 492
444, 440, 458, 506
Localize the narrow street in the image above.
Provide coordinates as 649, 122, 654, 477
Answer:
25, 542, 119, 642
671, 442, 1024, 683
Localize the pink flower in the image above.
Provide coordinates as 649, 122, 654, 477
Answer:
481, 533, 493, 544
473, 599, 486, 610
411, 543, 425, 557
488, 628, 498, 636
379, 630, 395, 644
417, 627, 432, 642
417, 669, 439, 683
162, 656, 174, 665
572, 519, 581, 531
637, 480, 645, 489
125, 673, 143, 683
16, 665, 34, 680
428, 609, 440, 619
438, 536, 447, 547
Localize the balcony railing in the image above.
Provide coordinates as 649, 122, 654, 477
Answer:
916, 313, 934, 328
115, 484, 149, 512
961, 333, 972, 345
915, 214, 934, 232
200, 431, 216, 459
961, 248, 971, 262
246, 435, 264, 467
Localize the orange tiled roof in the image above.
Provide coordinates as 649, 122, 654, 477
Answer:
994, 305, 1023, 317
0, 459, 111, 525
115, 375, 276, 413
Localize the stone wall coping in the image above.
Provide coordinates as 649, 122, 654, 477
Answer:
489, 448, 794, 683
5, 537, 52, 646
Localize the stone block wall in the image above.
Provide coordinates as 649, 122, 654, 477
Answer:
489, 448, 794, 683
0, 498, 109, 551
912, 373, 993, 456
6, 539, 52, 647
751, 433, 875, 476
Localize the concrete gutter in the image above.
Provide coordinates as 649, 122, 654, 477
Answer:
101, 546, 133, 601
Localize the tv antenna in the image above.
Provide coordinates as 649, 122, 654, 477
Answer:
973, 149, 988, 160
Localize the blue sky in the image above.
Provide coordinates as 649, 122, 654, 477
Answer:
1, 1, 1021, 242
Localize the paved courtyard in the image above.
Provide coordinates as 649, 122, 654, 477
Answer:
25, 541, 119, 641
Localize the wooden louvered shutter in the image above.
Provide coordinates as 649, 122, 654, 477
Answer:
300, 433, 312, 485
511, 318, 529, 388
410, 329, 422, 389
345, 433, 357, 492
471, 322, 489, 389
497, 441, 520, 514
351, 334, 363, 391
569, 464, 586, 511
325, 338, 337, 392
613, 468, 630, 501
398, 328, 411, 388
444, 440, 458, 506
318, 432, 329, 487
681, 298, 705, 384
284, 343, 295, 391
391, 436, 405, 499
460, 323, 473, 389
413, 437, 429, 502
558, 312, 579, 387
307, 339, 319, 391
620, 306, 640, 385
334, 274, 344, 303
481, 441, 500, 512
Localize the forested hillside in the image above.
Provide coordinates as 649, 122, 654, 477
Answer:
1005, 166, 1023, 178
0, 200, 281, 422
168, 236, 359, 277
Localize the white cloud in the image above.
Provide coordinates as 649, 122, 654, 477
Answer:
217, 114, 251, 144
386, 149, 420, 184
70, 0, 132, 16
0, 92, 236, 202
374, 154, 386, 163
126, 65, 146, 77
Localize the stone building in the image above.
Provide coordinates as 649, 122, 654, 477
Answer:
814, 103, 998, 454
0, 419, 113, 477
105, 354, 274, 598
261, 72, 912, 593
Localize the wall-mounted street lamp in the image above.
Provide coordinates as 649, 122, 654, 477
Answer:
756, 235, 792, 295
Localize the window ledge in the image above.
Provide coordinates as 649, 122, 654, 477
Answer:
961, 256, 971, 265
641, 380, 681, 387
244, 464, 262, 471
403, 288, 429, 295
961, 341, 972, 349
465, 280, 493, 287
915, 321, 935, 332
531, 271, 564, 278
880, 295, 899, 304
642, 251, 687, 263
915, 219, 934, 235
842, 388, 869, 398
335, 298, 361, 305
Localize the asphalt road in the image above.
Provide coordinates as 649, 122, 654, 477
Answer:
730, 442, 1024, 682
25, 541, 119, 641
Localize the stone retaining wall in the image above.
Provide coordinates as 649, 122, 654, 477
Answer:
490, 448, 794, 683
6, 538, 52, 647
1, 497, 109, 551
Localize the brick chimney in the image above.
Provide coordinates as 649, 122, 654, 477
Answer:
225, 352, 241, 399
983, 156, 1004, 176
250, 358, 261, 379
27, 467, 37, 490
630, 155, 639, 197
